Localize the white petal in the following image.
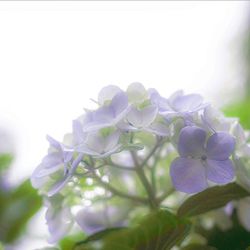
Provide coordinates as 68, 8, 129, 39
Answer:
126, 82, 148, 103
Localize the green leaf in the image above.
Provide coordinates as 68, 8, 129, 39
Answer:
79, 227, 126, 244
0, 180, 42, 243
74, 210, 191, 250
177, 183, 249, 218
181, 244, 216, 250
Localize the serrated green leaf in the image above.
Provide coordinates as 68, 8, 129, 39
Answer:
177, 183, 249, 218
74, 210, 191, 250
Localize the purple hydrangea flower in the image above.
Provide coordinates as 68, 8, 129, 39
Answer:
79, 91, 131, 133
45, 195, 73, 243
75, 205, 127, 235
31, 136, 73, 189
149, 89, 208, 118
31, 135, 83, 196
126, 105, 158, 129
98, 85, 123, 105
170, 126, 235, 193
74, 130, 122, 158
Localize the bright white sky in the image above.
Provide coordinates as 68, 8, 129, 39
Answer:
0, 1, 249, 249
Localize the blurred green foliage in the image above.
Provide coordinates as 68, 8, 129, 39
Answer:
59, 234, 86, 250
200, 212, 250, 250
0, 154, 42, 245
223, 99, 250, 130
0, 154, 13, 173
74, 210, 191, 250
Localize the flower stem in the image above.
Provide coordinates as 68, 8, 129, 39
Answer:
130, 150, 158, 210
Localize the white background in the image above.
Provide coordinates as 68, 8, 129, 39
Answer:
0, 1, 249, 249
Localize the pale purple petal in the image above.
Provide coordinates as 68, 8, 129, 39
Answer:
111, 91, 129, 116
206, 159, 234, 184
82, 93, 129, 132
47, 153, 83, 197
168, 90, 184, 104
170, 157, 207, 193
84, 133, 106, 154
76, 131, 120, 157
63, 151, 74, 163
178, 126, 206, 158
103, 131, 121, 152
206, 132, 235, 160
76, 206, 126, 235
46, 135, 61, 150
33, 163, 62, 178
98, 85, 122, 105
47, 175, 71, 197
171, 94, 203, 112
149, 88, 170, 112
42, 153, 62, 168
145, 121, 169, 136
31, 173, 50, 189
46, 206, 73, 243
127, 105, 158, 128
73, 119, 86, 145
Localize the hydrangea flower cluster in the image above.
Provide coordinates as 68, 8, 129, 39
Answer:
31, 83, 250, 244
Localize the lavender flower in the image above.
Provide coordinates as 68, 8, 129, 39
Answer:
170, 126, 235, 193
31, 135, 84, 196
74, 129, 122, 158
31, 83, 250, 245
79, 91, 130, 133
76, 205, 128, 235
31, 136, 73, 191
45, 195, 73, 243
150, 89, 208, 118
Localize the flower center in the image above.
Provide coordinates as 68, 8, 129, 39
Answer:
201, 155, 207, 161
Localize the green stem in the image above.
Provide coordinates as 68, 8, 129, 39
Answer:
92, 171, 148, 204
130, 150, 158, 210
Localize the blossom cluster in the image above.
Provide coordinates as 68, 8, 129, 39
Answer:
31, 83, 250, 243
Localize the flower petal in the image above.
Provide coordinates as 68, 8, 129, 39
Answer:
178, 126, 206, 157
76, 206, 126, 235
111, 91, 129, 116
206, 159, 234, 184
170, 157, 207, 193
126, 82, 148, 103
46, 135, 61, 150
206, 132, 235, 160
98, 85, 122, 105
46, 206, 73, 243
127, 105, 158, 128
148, 88, 170, 112
171, 93, 203, 112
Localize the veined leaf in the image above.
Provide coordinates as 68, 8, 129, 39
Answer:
178, 183, 249, 218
